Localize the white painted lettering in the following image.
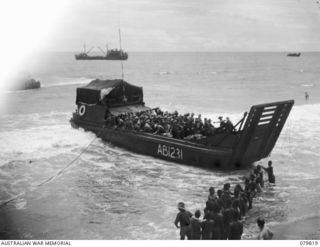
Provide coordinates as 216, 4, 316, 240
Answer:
163, 145, 168, 156
156, 144, 183, 160
157, 144, 162, 155
176, 148, 180, 159
170, 147, 175, 158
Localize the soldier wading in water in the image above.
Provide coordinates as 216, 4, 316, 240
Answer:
174, 202, 192, 240
173, 160, 276, 240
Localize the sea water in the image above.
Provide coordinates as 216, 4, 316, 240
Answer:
0, 52, 319, 239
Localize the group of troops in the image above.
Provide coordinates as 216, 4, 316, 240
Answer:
174, 160, 275, 240
105, 107, 235, 139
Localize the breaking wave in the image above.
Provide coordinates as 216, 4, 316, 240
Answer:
43, 77, 93, 88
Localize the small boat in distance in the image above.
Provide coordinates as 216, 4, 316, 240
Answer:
7, 74, 41, 91
70, 79, 294, 170
287, 52, 301, 57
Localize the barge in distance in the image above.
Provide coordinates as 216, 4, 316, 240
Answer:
287, 52, 301, 57
70, 79, 294, 170
9, 76, 40, 91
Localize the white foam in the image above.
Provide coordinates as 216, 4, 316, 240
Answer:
158, 71, 174, 75
290, 103, 320, 120
301, 84, 314, 87
0, 77, 92, 94
281, 104, 320, 141
43, 77, 93, 88
0, 124, 96, 166
13, 198, 27, 210
0, 89, 28, 94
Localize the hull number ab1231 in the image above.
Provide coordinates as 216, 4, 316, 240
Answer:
157, 144, 183, 160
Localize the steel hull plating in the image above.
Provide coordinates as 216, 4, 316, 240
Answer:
72, 118, 235, 169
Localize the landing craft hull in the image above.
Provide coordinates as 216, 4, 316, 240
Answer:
70, 100, 294, 170
71, 118, 234, 169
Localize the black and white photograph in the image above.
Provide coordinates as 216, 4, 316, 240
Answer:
0, 0, 320, 243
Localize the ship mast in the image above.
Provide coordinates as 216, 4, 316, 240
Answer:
119, 28, 124, 81
118, 29, 122, 51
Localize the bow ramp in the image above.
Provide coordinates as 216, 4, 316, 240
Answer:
231, 100, 294, 167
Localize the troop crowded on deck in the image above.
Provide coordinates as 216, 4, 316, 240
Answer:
105, 107, 235, 140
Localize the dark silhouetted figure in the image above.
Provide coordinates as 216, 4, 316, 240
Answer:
256, 165, 264, 188
232, 200, 241, 221
305, 91, 309, 101
211, 204, 224, 239
221, 183, 232, 208
254, 168, 262, 193
201, 212, 215, 240
216, 190, 224, 211
257, 217, 273, 240
222, 199, 234, 239
208, 187, 217, 201
174, 202, 192, 240
262, 160, 275, 184
228, 212, 243, 240
225, 117, 234, 132
190, 210, 202, 240
234, 183, 247, 217
246, 176, 256, 210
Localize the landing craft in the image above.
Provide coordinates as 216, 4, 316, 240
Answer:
7, 75, 41, 91
287, 52, 301, 57
70, 79, 294, 170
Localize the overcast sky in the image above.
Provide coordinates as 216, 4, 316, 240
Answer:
2, 0, 320, 53
42, 0, 319, 52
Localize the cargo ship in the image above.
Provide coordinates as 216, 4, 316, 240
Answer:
74, 47, 128, 60
75, 29, 128, 60
70, 79, 294, 170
